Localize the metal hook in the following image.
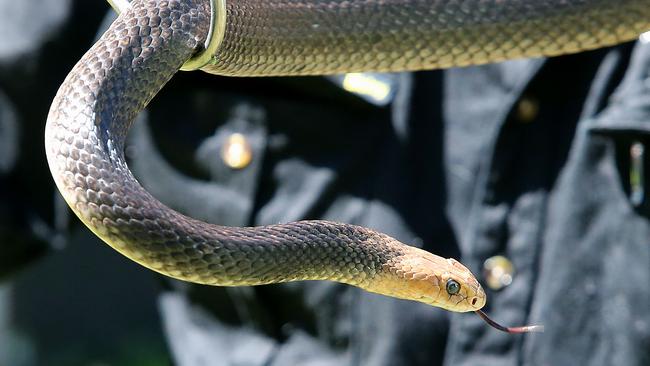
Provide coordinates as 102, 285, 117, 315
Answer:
104, 0, 222, 71
180, 0, 225, 71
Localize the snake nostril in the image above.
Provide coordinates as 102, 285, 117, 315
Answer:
471, 297, 478, 306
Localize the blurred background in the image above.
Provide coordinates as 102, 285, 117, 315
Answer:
1, 233, 169, 365
0, 1, 169, 364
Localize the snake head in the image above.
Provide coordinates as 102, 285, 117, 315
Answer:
382, 247, 487, 312
434, 257, 486, 312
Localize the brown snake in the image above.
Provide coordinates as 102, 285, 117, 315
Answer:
45, 0, 650, 332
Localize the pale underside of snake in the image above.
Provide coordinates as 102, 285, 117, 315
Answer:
45, 0, 650, 333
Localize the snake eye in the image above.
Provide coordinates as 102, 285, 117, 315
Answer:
446, 279, 461, 295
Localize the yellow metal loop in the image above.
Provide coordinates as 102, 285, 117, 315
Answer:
181, 0, 226, 71
106, 0, 222, 71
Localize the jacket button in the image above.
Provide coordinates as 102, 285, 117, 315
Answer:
515, 96, 539, 123
482, 255, 514, 290
221, 133, 253, 169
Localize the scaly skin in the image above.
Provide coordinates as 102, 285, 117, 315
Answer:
45, 0, 650, 312
201, 0, 650, 75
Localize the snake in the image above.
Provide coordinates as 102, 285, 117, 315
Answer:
45, 0, 650, 332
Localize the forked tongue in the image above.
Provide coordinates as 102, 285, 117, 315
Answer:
475, 310, 544, 334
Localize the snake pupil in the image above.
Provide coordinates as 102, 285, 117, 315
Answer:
446, 279, 460, 295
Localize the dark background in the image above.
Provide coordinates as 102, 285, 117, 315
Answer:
1, 1, 169, 364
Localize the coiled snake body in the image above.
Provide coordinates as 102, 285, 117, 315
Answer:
45, 0, 650, 320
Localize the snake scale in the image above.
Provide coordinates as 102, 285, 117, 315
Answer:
45, 0, 649, 326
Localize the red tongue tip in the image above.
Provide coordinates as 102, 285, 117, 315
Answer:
475, 310, 544, 334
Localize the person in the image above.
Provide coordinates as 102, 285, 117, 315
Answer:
2, 2, 649, 365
